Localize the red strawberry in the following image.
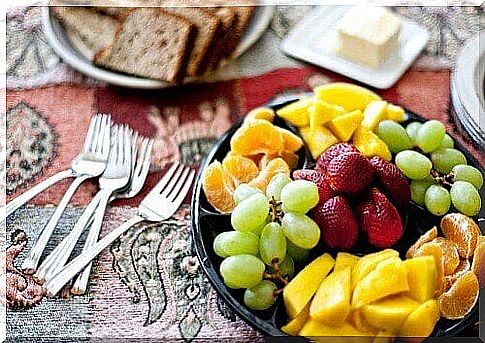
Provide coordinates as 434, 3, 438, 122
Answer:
326, 152, 374, 194
292, 169, 335, 204
369, 157, 411, 209
316, 143, 359, 174
356, 188, 403, 248
312, 196, 358, 250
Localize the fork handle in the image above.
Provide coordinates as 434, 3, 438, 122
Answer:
3, 169, 74, 220
22, 174, 91, 274
44, 215, 145, 297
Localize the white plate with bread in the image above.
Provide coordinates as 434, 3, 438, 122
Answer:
42, 5, 275, 89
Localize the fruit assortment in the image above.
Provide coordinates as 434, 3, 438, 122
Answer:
294, 144, 408, 250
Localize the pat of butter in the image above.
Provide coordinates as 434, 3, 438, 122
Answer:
336, 6, 401, 69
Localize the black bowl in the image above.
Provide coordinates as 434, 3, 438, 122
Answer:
191, 94, 484, 338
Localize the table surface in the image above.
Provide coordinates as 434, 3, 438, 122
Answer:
4, 5, 484, 341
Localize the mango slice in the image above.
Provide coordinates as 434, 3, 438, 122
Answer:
386, 104, 406, 122
283, 253, 335, 318
299, 319, 376, 338
398, 300, 440, 339
361, 100, 388, 131
352, 249, 399, 289
276, 97, 313, 127
309, 99, 345, 130
310, 267, 352, 325
334, 252, 361, 272
362, 295, 420, 332
314, 82, 382, 112
404, 256, 437, 303
327, 109, 364, 142
281, 302, 310, 336
299, 126, 338, 160
352, 257, 409, 308
353, 126, 392, 161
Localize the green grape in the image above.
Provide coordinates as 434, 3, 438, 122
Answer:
233, 184, 262, 204
431, 148, 467, 174
424, 185, 451, 216
213, 231, 259, 258
406, 122, 422, 145
451, 165, 483, 190
416, 120, 446, 153
250, 220, 267, 237
286, 239, 310, 264
282, 212, 320, 249
259, 222, 286, 265
376, 120, 414, 153
395, 150, 432, 180
231, 193, 269, 232
243, 280, 277, 310
438, 134, 454, 149
450, 181, 481, 216
266, 173, 291, 201
220, 255, 265, 289
410, 176, 436, 206
280, 180, 319, 213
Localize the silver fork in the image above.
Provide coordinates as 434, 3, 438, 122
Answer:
34, 124, 132, 283
71, 136, 153, 295
44, 162, 195, 297
21, 114, 111, 273
3, 114, 111, 221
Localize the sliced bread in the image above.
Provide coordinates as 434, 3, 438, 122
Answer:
94, 8, 195, 82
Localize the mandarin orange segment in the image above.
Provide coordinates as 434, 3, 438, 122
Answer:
230, 119, 284, 156
471, 236, 484, 288
441, 213, 481, 259
430, 237, 460, 275
244, 107, 275, 123
249, 158, 290, 192
414, 242, 445, 296
444, 259, 470, 292
276, 127, 304, 153
438, 271, 479, 320
406, 227, 438, 259
202, 161, 235, 213
222, 154, 260, 186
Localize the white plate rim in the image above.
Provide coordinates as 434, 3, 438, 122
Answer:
41, 6, 275, 89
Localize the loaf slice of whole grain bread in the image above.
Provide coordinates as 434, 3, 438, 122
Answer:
94, 8, 195, 82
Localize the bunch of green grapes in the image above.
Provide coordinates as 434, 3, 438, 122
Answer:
376, 120, 482, 217
214, 173, 320, 310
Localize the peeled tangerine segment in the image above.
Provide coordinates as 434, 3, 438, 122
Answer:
352, 257, 409, 309
327, 109, 364, 142
276, 97, 313, 127
310, 267, 352, 325
283, 253, 335, 319
281, 302, 310, 336
314, 82, 382, 112
299, 126, 338, 160
361, 100, 388, 131
444, 258, 470, 292
404, 256, 437, 303
230, 119, 284, 156
244, 107, 275, 123
398, 300, 440, 339
363, 295, 420, 332
259, 152, 299, 171
471, 236, 484, 288
299, 319, 376, 337
441, 213, 481, 259
222, 154, 259, 186
406, 226, 438, 259
352, 249, 399, 289
276, 127, 304, 153
202, 161, 235, 213
309, 99, 345, 130
430, 237, 460, 275
334, 252, 361, 272
353, 126, 392, 161
248, 157, 290, 192
438, 271, 479, 320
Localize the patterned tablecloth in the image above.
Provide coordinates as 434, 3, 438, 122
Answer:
4, 5, 484, 341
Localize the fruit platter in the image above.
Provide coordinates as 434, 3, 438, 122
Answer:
191, 82, 484, 339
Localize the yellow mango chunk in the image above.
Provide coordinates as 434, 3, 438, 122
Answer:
363, 295, 420, 332
283, 253, 335, 318
314, 82, 382, 112
349, 309, 377, 333
361, 100, 388, 131
352, 257, 409, 308
386, 104, 406, 122
310, 267, 352, 325
353, 126, 392, 161
352, 249, 399, 289
327, 109, 364, 142
309, 99, 345, 130
299, 319, 376, 338
281, 302, 310, 336
276, 97, 313, 127
404, 256, 437, 303
244, 107, 275, 123
398, 300, 440, 339
371, 330, 394, 343
299, 126, 338, 160
334, 252, 361, 272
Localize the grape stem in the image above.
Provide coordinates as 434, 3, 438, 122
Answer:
263, 260, 289, 286
269, 196, 284, 223
431, 169, 454, 189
